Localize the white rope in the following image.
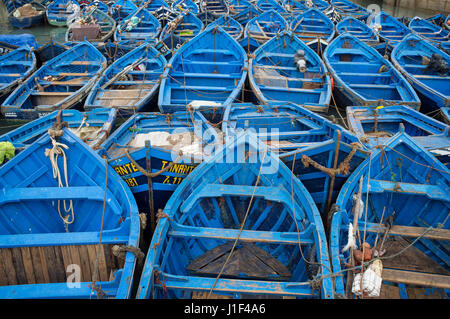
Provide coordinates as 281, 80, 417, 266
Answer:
45, 130, 75, 231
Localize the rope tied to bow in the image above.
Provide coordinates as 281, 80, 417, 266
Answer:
111, 245, 145, 266
45, 125, 75, 231
301, 142, 361, 177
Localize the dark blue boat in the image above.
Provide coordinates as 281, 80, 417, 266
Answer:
99, 111, 219, 237
346, 105, 450, 166
109, 0, 137, 21
0, 46, 36, 104
336, 16, 379, 46
231, 4, 260, 26
391, 33, 450, 112
329, 132, 450, 299
0, 108, 117, 155
369, 11, 412, 46
172, 0, 199, 14
200, 0, 229, 17
159, 11, 204, 43
114, 7, 162, 46
426, 12, 447, 27
228, 0, 256, 16
85, 43, 167, 116
245, 9, 288, 45
0, 126, 140, 299
35, 41, 70, 67
1, 41, 107, 120
143, 0, 168, 12
158, 26, 247, 122
291, 8, 335, 53
46, 0, 81, 26
249, 31, 331, 113
96, 40, 135, 63
256, 0, 286, 13
136, 132, 335, 299
323, 33, 420, 109
0, 34, 38, 49
223, 101, 369, 218
8, 2, 46, 28
409, 16, 450, 54
206, 15, 243, 40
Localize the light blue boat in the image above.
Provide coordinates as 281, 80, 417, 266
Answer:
249, 31, 331, 113
136, 132, 335, 299
85, 43, 167, 117
158, 26, 247, 122
329, 131, 450, 299
409, 16, 450, 53
0, 127, 140, 299
391, 33, 450, 112
323, 33, 420, 109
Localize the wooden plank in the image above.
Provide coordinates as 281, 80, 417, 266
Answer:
42, 246, 58, 283
0, 250, 8, 286
365, 224, 450, 241
58, 72, 89, 76
97, 244, 109, 282
20, 247, 36, 284
77, 245, 92, 283
52, 246, 68, 282
10, 248, 27, 285
38, 247, 51, 283
86, 244, 99, 281
32, 92, 73, 96
382, 268, 450, 289
68, 245, 82, 281
30, 247, 46, 284
0, 249, 17, 285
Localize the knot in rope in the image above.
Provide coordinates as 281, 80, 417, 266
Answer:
45, 128, 75, 229
91, 282, 107, 299
112, 245, 145, 263
156, 208, 169, 224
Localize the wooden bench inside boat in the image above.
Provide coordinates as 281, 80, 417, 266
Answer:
0, 243, 125, 286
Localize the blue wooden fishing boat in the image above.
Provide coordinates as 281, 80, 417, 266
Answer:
239, 35, 261, 54
231, 4, 260, 26
196, 10, 218, 25
143, 0, 168, 12
223, 102, 369, 217
323, 33, 420, 109
0, 41, 19, 56
99, 111, 218, 236
228, 0, 255, 16
0, 46, 36, 105
46, 0, 81, 27
200, 0, 229, 17
369, 11, 412, 46
158, 26, 247, 121
96, 40, 135, 63
0, 125, 140, 299
114, 8, 162, 46
249, 31, 331, 113
329, 131, 450, 299
35, 40, 70, 65
427, 12, 447, 27
172, 0, 199, 14
85, 43, 167, 117
336, 16, 379, 46
245, 9, 288, 45
206, 15, 243, 40
408, 17, 450, 53
256, 0, 286, 13
109, 0, 137, 21
65, 6, 116, 43
159, 11, 204, 43
0, 34, 38, 51
346, 105, 450, 166
391, 33, 450, 113
0, 108, 117, 156
155, 33, 185, 60
291, 8, 335, 52
153, 5, 179, 29
330, 0, 369, 21
304, 0, 331, 12
2, 0, 32, 13
136, 131, 334, 299
8, 2, 46, 28
1, 41, 107, 120
279, 0, 306, 23
82, 0, 109, 14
